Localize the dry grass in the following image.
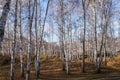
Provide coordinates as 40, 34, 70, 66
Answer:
107, 54, 120, 69
0, 54, 120, 80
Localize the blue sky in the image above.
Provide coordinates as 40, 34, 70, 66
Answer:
1, 0, 120, 42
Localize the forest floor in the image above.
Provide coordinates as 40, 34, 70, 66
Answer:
0, 54, 120, 80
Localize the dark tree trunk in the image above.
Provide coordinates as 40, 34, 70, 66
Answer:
81, 0, 86, 73
0, 0, 11, 46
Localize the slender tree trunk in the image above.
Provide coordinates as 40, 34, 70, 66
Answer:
94, 0, 98, 73
61, 42, 65, 71
26, 0, 31, 79
19, 0, 24, 77
96, 22, 105, 73
11, 0, 18, 80
7, 16, 10, 55
34, 0, 40, 77
35, 0, 50, 77
104, 40, 107, 66
66, 0, 71, 74
104, 21, 108, 66
26, 0, 36, 79
59, 0, 65, 71
0, 0, 11, 48
81, 0, 86, 73
8, 15, 11, 55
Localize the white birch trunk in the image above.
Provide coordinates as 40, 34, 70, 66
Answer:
34, 0, 40, 77
59, 0, 65, 71
11, 0, 18, 80
26, 0, 36, 79
26, 0, 33, 79
66, 0, 71, 74
19, 0, 24, 77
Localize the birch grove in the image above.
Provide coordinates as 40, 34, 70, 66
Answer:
0, 0, 120, 79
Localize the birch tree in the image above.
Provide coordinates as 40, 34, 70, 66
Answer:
59, 0, 65, 71
103, 0, 112, 66
0, 0, 11, 48
11, 0, 18, 80
93, 0, 98, 73
34, 0, 39, 77
26, 0, 35, 79
18, 0, 24, 77
93, 0, 112, 73
35, 0, 50, 77
34, 0, 37, 77
65, 0, 72, 75
81, 0, 86, 73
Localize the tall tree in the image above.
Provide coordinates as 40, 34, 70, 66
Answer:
59, 0, 65, 71
0, 0, 11, 48
65, 0, 72, 75
34, 0, 40, 78
26, 0, 35, 79
36, 0, 50, 77
34, 0, 38, 77
93, 0, 98, 73
18, 0, 24, 77
81, 0, 86, 73
11, 0, 18, 80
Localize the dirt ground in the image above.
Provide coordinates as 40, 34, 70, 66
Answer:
0, 54, 120, 80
